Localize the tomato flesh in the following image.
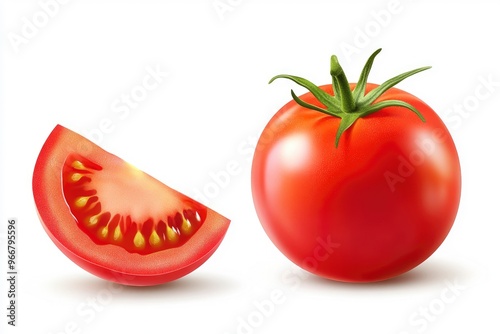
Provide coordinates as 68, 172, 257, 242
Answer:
62, 153, 206, 255
33, 125, 230, 286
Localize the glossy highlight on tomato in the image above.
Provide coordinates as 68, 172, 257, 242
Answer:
33, 125, 230, 286
251, 49, 461, 283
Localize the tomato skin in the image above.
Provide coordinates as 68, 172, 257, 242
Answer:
33, 125, 230, 286
251, 83, 461, 282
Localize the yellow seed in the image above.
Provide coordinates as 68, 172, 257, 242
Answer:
149, 230, 161, 247
100, 225, 109, 238
75, 196, 90, 208
195, 211, 201, 222
113, 225, 123, 241
166, 226, 179, 243
71, 161, 87, 170
88, 215, 99, 227
133, 231, 146, 249
71, 173, 83, 182
181, 216, 192, 235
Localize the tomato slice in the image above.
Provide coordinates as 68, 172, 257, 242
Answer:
33, 125, 230, 286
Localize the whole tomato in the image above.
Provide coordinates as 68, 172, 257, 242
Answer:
251, 49, 461, 282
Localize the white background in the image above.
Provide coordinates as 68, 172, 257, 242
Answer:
1, 0, 499, 333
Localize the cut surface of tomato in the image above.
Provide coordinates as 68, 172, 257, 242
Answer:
33, 125, 230, 286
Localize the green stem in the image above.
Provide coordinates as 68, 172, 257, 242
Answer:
330, 55, 355, 113
270, 49, 429, 148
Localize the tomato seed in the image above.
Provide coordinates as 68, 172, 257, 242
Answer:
71, 173, 83, 182
71, 160, 87, 170
75, 196, 91, 208
133, 231, 146, 249
149, 230, 162, 247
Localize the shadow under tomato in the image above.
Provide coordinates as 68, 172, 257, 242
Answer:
299, 257, 477, 292
122, 273, 241, 296
47, 271, 241, 301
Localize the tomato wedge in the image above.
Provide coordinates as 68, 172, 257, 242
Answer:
33, 125, 230, 286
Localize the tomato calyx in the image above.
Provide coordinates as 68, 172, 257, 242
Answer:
269, 48, 431, 147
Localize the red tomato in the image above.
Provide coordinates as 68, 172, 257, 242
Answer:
33, 125, 230, 286
251, 50, 461, 282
